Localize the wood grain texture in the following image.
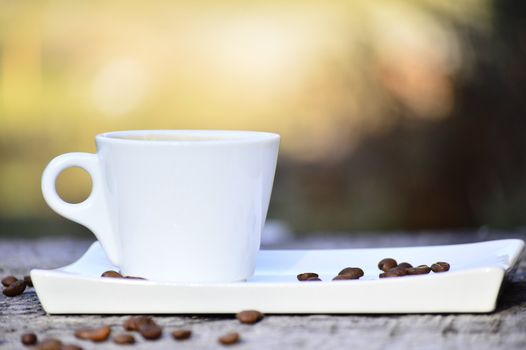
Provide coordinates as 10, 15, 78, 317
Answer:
1, 231, 525, 349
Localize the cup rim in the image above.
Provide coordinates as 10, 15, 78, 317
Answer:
96, 130, 280, 145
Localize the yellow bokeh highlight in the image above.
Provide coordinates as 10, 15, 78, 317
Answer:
0, 0, 491, 218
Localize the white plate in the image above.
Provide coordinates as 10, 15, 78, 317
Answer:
31, 239, 524, 314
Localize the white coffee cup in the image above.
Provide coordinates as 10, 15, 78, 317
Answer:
41, 130, 280, 282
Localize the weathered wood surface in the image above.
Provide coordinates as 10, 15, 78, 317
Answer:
1, 230, 526, 349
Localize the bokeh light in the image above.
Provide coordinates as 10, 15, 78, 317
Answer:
2, 0, 526, 235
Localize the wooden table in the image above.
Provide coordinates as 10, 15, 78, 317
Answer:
1, 230, 525, 349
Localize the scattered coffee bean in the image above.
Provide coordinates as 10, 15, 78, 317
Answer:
337, 267, 364, 279
378, 258, 398, 272
124, 317, 140, 331
416, 264, 432, 273
123, 316, 154, 331
137, 317, 156, 328
2, 275, 18, 287
124, 316, 148, 331
61, 345, 83, 350
139, 323, 162, 340
397, 262, 413, 269
297, 272, 319, 281
406, 265, 431, 275
36, 338, 62, 350
332, 274, 355, 281
23, 275, 33, 287
113, 333, 136, 345
3, 280, 26, 297
101, 270, 123, 278
218, 332, 240, 345
390, 267, 408, 275
305, 276, 322, 281
124, 276, 146, 280
236, 310, 264, 324
379, 267, 407, 278
74, 325, 111, 342
405, 268, 421, 275
21, 332, 37, 345
431, 262, 450, 273
171, 329, 192, 340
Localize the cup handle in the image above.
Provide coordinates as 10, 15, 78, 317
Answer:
41, 152, 120, 266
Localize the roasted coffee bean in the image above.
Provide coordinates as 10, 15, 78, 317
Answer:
337, 267, 364, 279
74, 325, 111, 342
36, 338, 62, 350
332, 274, 357, 281
305, 276, 322, 281
297, 272, 319, 281
123, 316, 155, 331
3, 280, 26, 297
2, 275, 18, 287
389, 267, 407, 276
21, 332, 37, 345
218, 332, 240, 345
416, 264, 432, 273
136, 317, 156, 328
171, 329, 192, 340
236, 310, 264, 324
62, 345, 83, 350
431, 262, 450, 273
405, 268, 421, 275
397, 262, 413, 269
125, 276, 146, 280
123, 317, 139, 331
379, 267, 407, 278
23, 275, 33, 287
406, 265, 431, 275
101, 270, 123, 278
139, 323, 162, 340
113, 333, 136, 344
378, 258, 398, 272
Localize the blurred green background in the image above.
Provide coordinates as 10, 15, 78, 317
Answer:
1, 0, 526, 237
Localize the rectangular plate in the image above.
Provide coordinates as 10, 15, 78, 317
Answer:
31, 239, 524, 314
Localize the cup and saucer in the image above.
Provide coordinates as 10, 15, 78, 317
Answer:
33, 130, 524, 314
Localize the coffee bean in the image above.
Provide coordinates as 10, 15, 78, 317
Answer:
305, 277, 322, 281
332, 274, 354, 281
101, 270, 123, 278
113, 333, 136, 344
123, 317, 139, 331
390, 267, 408, 276
397, 262, 413, 269
378, 258, 397, 272
21, 332, 37, 345
297, 272, 318, 281
139, 323, 162, 340
3, 280, 26, 297
337, 267, 364, 279
379, 267, 407, 278
431, 262, 450, 273
62, 345, 83, 350
23, 275, 33, 287
406, 265, 431, 275
171, 329, 192, 340
74, 325, 111, 342
123, 316, 154, 331
36, 338, 62, 350
236, 310, 264, 324
416, 264, 432, 273
218, 332, 240, 345
2, 275, 18, 287
405, 268, 420, 275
